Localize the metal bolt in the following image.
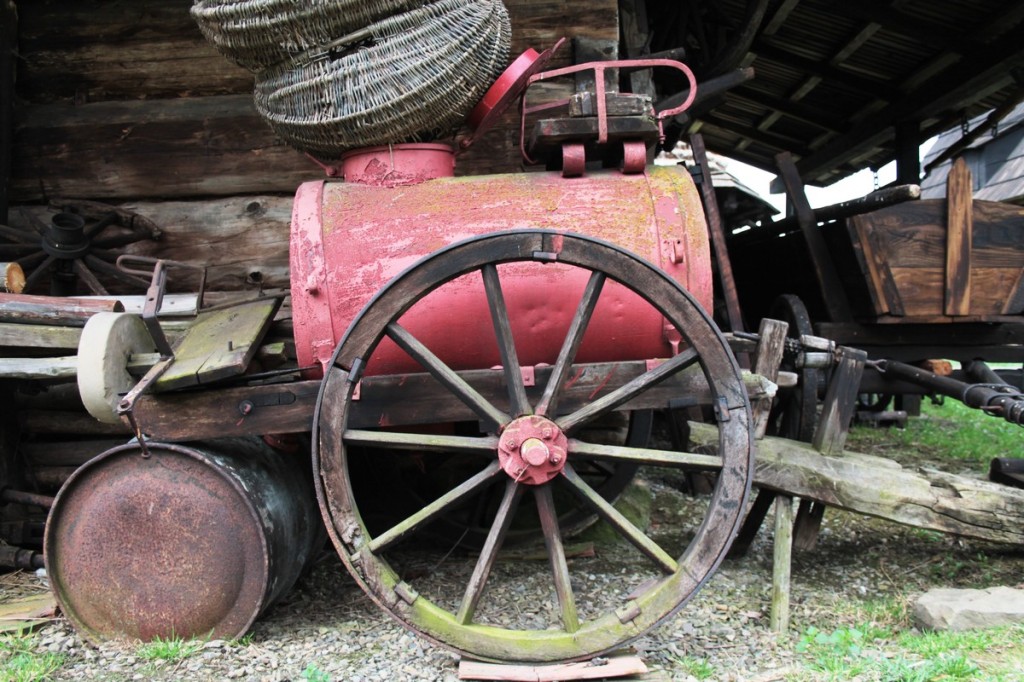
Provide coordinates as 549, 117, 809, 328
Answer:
504, 436, 517, 450
549, 454, 561, 464
238, 400, 254, 416
541, 427, 553, 439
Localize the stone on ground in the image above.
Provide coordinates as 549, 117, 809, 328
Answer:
913, 586, 1024, 631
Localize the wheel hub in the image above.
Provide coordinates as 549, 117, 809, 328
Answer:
497, 415, 568, 485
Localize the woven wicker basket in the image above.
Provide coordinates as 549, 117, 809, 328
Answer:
191, 0, 429, 72
253, 0, 511, 157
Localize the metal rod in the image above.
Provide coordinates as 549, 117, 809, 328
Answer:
1, 487, 56, 508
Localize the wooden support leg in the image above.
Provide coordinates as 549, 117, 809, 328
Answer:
812, 346, 867, 455
770, 494, 794, 634
752, 317, 789, 439
728, 488, 776, 558
792, 499, 826, 552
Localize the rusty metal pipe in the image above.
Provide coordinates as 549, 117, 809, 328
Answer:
0, 545, 45, 570
878, 359, 1024, 426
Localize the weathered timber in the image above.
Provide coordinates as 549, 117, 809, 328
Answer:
22, 439, 128, 467
848, 199, 1024, 319
0, 323, 79, 350
751, 318, 787, 438
130, 361, 777, 441
457, 655, 648, 681
0, 0, 14, 223
10, 0, 618, 198
775, 151, 853, 322
768, 184, 921, 234
0, 356, 76, 380
792, 499, 826, 552
12, 197, 294, 292
945, 158, 973, 316
154, 297, 280, 390
0, 294, 122, 326
691, 133, 745, 337
812, 346, 866, 456
690, 422, 1024, 545
19, 410, 130, 437
770, 494, 793, 633
11, 96, 316, 201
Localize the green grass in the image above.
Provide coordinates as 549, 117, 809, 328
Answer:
0, 634, 65, 682
668, 654, 715, 680
301, 662, 331, 682
792, 617, 1024, 681
136, 635, 204, 662
850, 397, 1022, 464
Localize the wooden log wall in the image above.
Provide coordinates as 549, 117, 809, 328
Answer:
5, 0, 618, 293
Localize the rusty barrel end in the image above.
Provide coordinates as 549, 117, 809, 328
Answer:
44, 439, 319, 642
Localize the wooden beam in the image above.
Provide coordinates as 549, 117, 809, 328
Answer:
731, 88, 846, 134
812, 346, 866, 455
762, 0, 801, 36
752, 40, 901, 101
826, 0, 976, 52
945, 158, 973, 317
770, 494, 794, 633
689, 133, 745, 336
775, 152, 853, 322
790, 29, 1024, 184
0, 0, 14, 224
690, 423, 1024, 546
700, 113, 813, 157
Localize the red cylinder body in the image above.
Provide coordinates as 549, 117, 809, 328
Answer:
290, 163, 711, 376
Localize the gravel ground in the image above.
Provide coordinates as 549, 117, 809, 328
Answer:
6, 450, 1023, 681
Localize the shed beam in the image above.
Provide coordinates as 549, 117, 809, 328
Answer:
787, 29, 1024, 184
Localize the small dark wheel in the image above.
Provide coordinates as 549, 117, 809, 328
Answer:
766, 294, 821, 442
313, 230, 753, 663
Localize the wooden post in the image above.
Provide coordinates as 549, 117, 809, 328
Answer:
894, 120, 920, 185
812, 346, 867, 455
690, 133, 747, 337
775, 152, 853, 322
770, 494, 794, 634
728, 488, 777, 558
792, 499, 826, 552
945, 157, 973, 316
0, 0, 15, 225
752, 318, 789, 438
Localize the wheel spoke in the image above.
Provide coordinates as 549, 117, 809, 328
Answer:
0, 224, 36, 244
557, 347, 700, 434
367, 461, 503, 554
561, 464, 678, 574
344, 429, 498, 455
72, 259, 110, 296
481, 264, 531, 417
536, 271, 605, 418
569, 440, 721, 471
535, 484, 580, 633
22, 255, 57, 292
455, 479, 524, 624
386, 322, 510, 430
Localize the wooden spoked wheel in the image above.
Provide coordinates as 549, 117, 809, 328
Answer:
314, 231, 753, 663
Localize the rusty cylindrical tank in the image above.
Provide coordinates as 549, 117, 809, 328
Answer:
290, 147, 712, 375
44, 438, 321, 642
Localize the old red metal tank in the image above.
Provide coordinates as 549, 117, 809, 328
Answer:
290, 146, 711, 375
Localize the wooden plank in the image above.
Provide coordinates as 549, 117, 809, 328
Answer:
690, 423, 1024, 546
459, 655, 647, 681
792, 499, 826, 552
775, 152, 853, 322
20, 410, 130, 436
155, 297, 280, 390
0, 322, 80, 350
22, 438, 127, 467
751, 317, 788, 438
11, 96, 317, 201
945, 157, 974, 316
812, 346, 866, 456
0, 355, 77, 380
847, 215, 895, 316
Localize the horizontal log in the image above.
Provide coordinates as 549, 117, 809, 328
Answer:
0, 356, 77, 380
0, 294, 123, 326
0, 323, 80, 350
22, 438, 128, 467
19, 410, 131, 436
769, 184, 921, 233
690, 423, 1024, 545
129, 360, 776, 441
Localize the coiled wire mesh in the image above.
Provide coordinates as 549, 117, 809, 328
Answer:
252, 0, 510, 157
191, 0, 429, 72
